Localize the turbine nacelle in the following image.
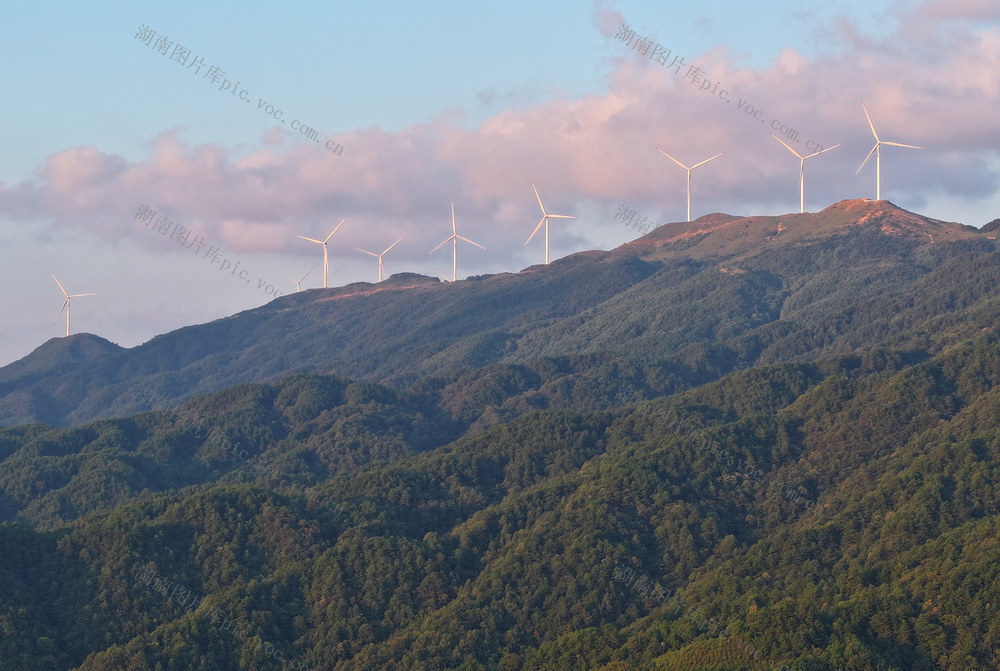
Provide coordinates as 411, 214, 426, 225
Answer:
51, 273, 95, 337
524, 184, 576, 265
427, 203, 485, 282
356, 238, 402, 283
655, 147, 724, 222
854, 101, 922, 200
288, 266, 316, 292
297, 219, 345, 288
771, 134, 840, 213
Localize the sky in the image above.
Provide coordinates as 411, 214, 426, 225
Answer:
1, 0, 999, 367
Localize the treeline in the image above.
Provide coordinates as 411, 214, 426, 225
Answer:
6, 332, 1000, 667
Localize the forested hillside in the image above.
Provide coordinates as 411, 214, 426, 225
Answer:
3, 200, 1000, 669
1, 199, 993, 428
4, 333, 1000, 668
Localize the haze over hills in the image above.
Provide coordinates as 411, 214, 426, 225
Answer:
0, 199, 994, 428
6, 199, 1000, 668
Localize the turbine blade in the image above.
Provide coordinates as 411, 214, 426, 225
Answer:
855, 144, 878, 176
428, 236, 454, 255
525, 217, 545, 245
456, 235, 486, 250
324, 219, 346, 243
299, 266, 316, 281
881, 141, 922, 149
51, 273, 68, 297
355, 247, 379, 257
297, 235, 323, 244
691, 152, 724, 170
803, 143, 840, 160
532, 184, 547, 215
655, 147, 689, 170
58, 298, 69, 315
547, 214, 576, 220
771, 134, 802, 159
382, 238, 402, 255
69, 293, 96, 298
451, 202, 457, 235
861, 101, 879, 142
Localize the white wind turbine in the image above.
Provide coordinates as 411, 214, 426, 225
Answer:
427, 202, 485, 282
355, 238, 402, 283
296, 219, 344, 288
288, 266, 316, 293
855, 101, 922, 201
524, 184, 576, 265
51, 273, 95, 337
771, 135, 840, 213
655, 147, 724, 222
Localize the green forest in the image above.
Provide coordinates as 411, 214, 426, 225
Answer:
4, 335, 1000, 668
3, 202, 1000, 669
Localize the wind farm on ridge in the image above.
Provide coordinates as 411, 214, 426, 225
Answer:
49, 100, 929, 337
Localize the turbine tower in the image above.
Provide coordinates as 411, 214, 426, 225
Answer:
855, 101, 922, 201
296, 219, 344, 288
51, 273, 95, 337
771, 135, 840, 213
288, 266, 315, 293
427, 202, 485, 282
355, 238, 402, 283
655, 147, 724, 222
524, 184, 576, 265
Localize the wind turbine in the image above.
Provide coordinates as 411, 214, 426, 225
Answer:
655, 147, 724, 222
355, 238, 402, 282
855, 101, 922, 201
771, 135, 840, 213
296, 219, 344, 288
427, 202, 485, 282
288, 266, 315, 292
51, 273, 95, 337
524, 184, 576, 265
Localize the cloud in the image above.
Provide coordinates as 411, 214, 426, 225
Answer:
1, 0, 998, 254
591, 0, 625, 39
917, 0, 1000, 22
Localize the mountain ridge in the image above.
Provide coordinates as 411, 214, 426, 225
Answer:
6, 199, 1000, 668
626, 199, 979, 262
0, 199, 994, 428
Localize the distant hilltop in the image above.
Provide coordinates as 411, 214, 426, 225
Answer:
0, 199, 995, 427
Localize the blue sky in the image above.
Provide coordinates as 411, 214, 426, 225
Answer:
1, 0, 998, 366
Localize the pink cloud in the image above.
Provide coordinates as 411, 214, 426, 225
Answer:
1, 0, 998, 253
591, 0, 625, 39
917, 0, 1000, 21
